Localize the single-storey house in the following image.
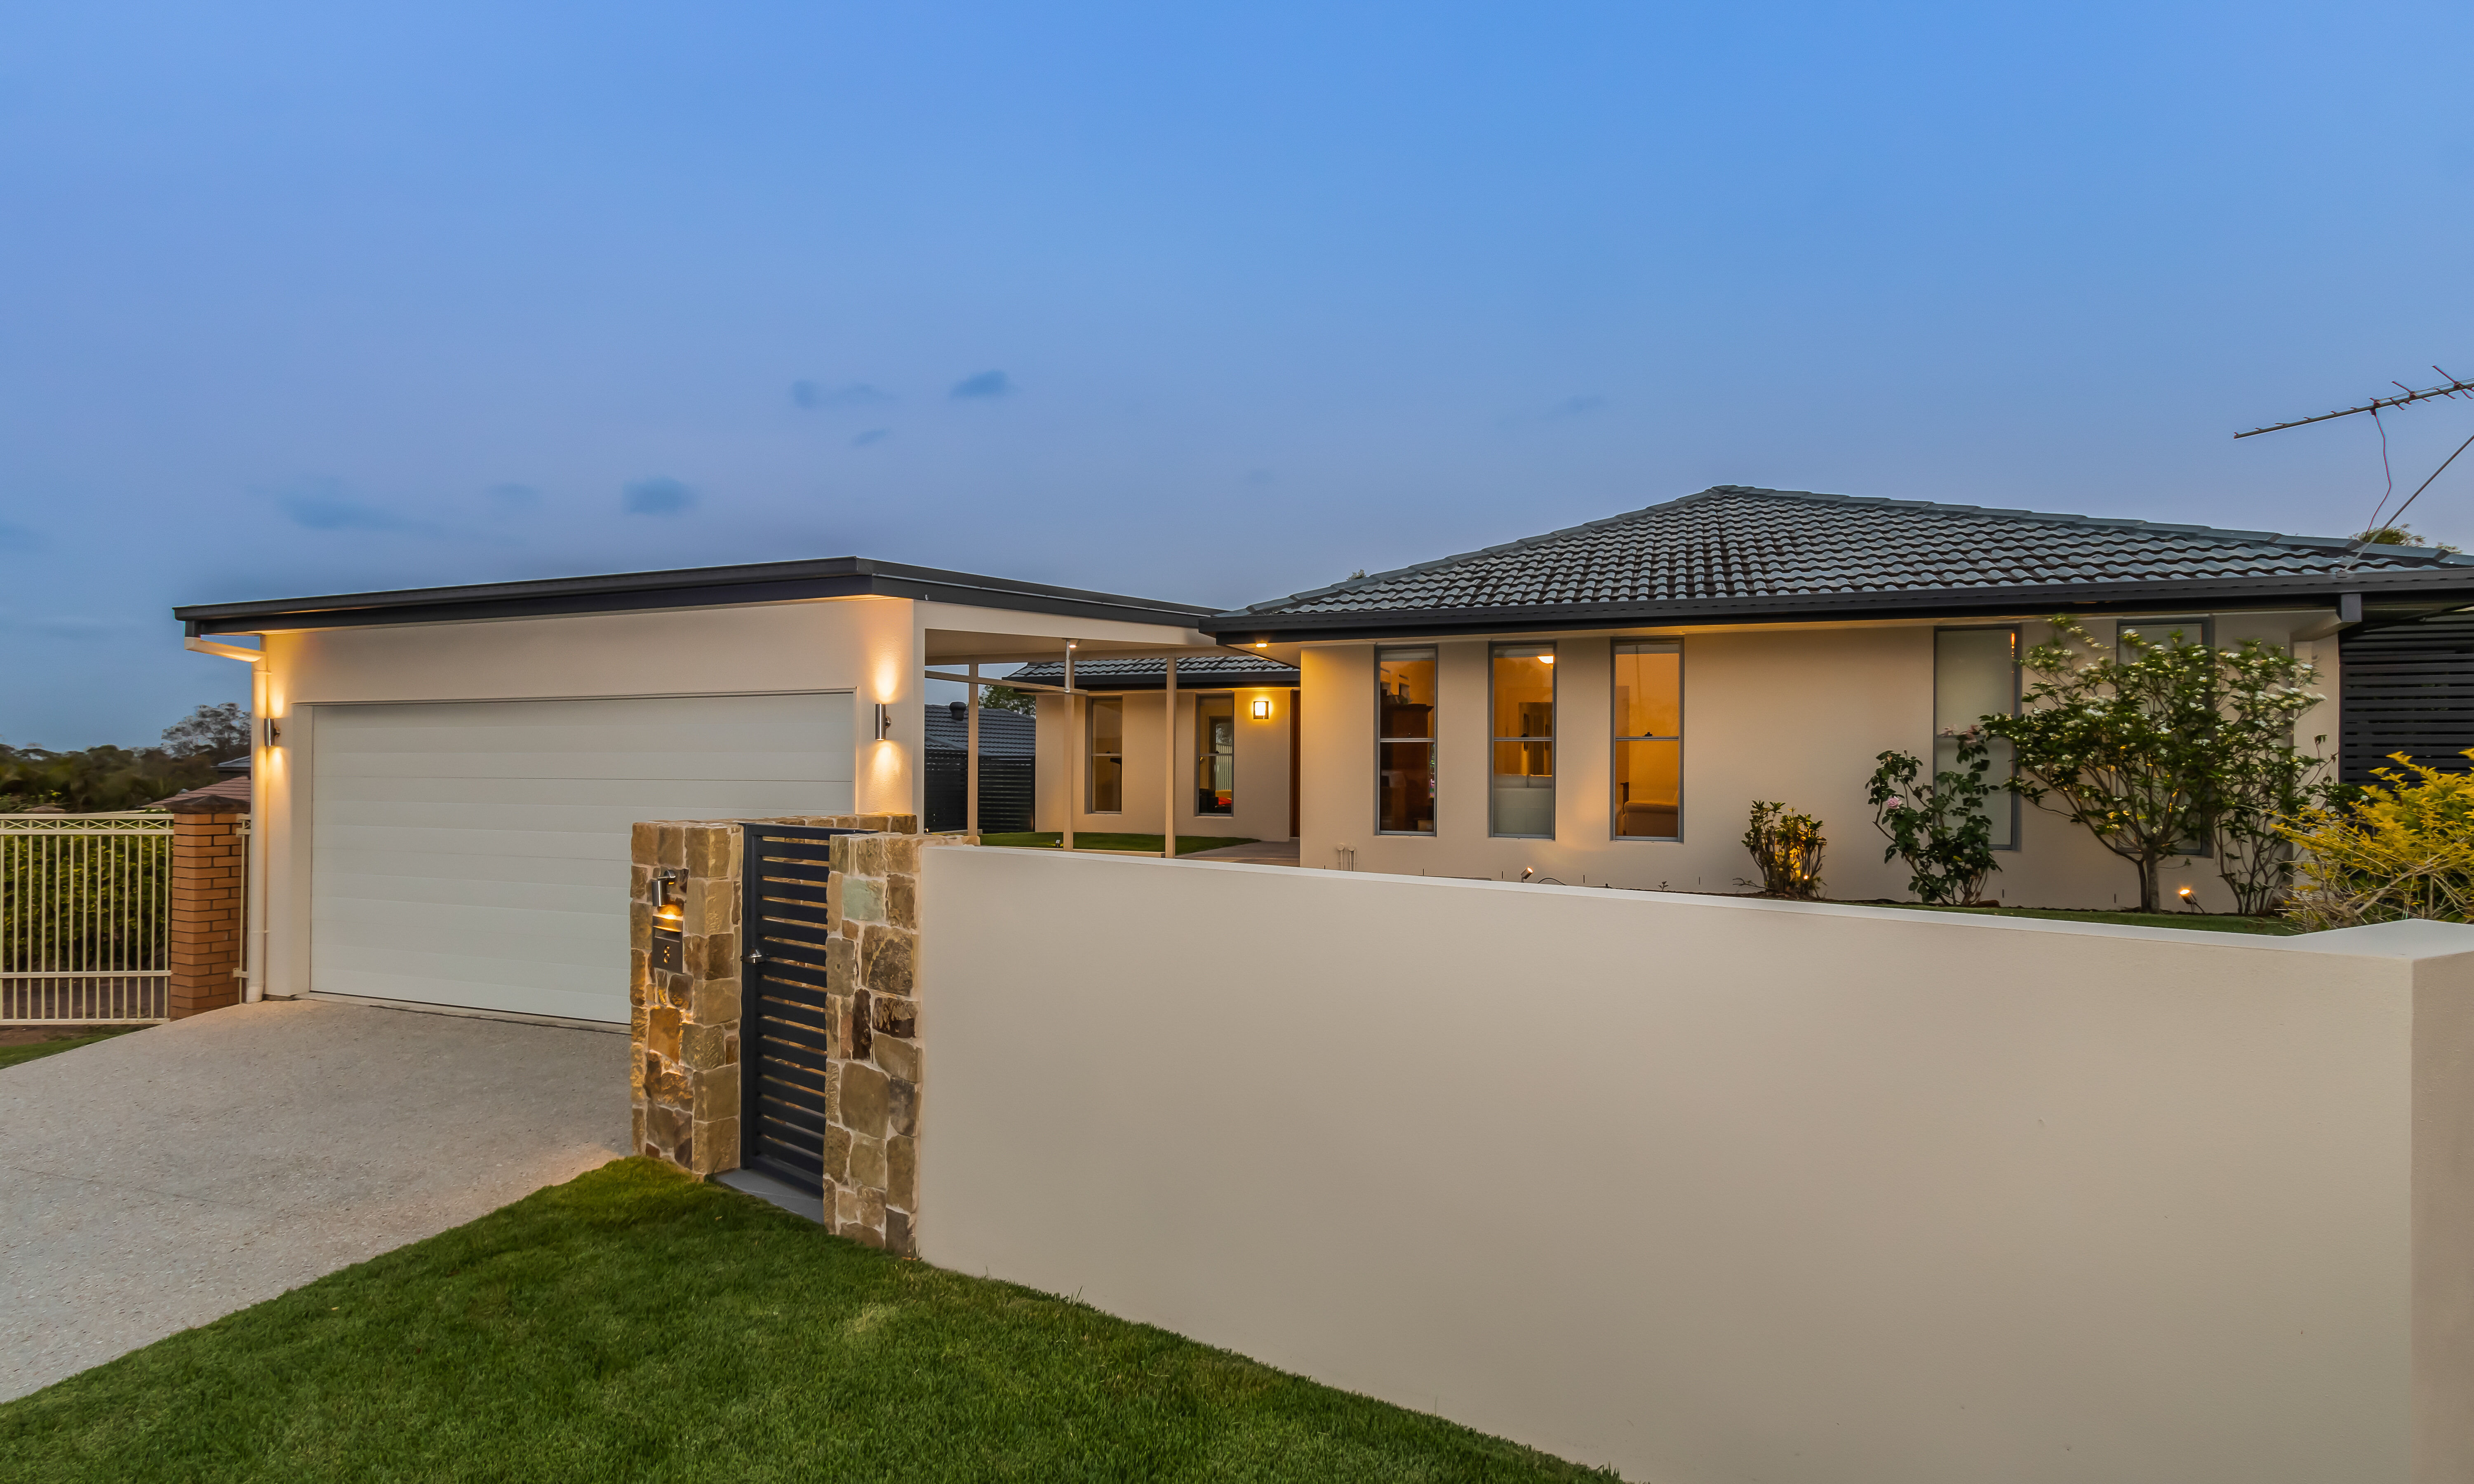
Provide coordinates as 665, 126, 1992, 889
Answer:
1189, 485, 2474, 907
175, 486, 2474, 1023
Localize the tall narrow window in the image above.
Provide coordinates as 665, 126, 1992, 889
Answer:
1195, 694, 1235, 815
1613, 642, 1681, 839
1377, 648, 1436, 834
1086, 696, 1123, 813
1935, 628, 2017, 848
2116, 615, 2212, 661
1491, 644, 1556, 837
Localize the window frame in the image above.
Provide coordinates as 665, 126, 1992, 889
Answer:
2114, 614, 2214, 662
1609, 639, 1683, 842
1375, 646, 1438, 836
1934, 625, 2021, 852
1488, 642, 1557, 840
1084, 694, 1124, 815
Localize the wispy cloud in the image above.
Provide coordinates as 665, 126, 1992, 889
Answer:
622, 476, 696, 516
487, 483, 541, 510
1549, 395, 1608, 418
851, 429, 890, 448
949, 370, 1014, 399
0, 519, 39, 551
275, 479, 414, 531
793, 380, 894, 410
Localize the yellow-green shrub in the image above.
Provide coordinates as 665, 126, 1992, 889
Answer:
2280, 751, 2474, 930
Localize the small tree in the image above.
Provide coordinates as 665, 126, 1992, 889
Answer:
1978, 618, 2219, 912
1978, 616, 2324, 913
1742, 801, 1825, 899
1866, 733, 1999, 904
980, 686, 1038, 716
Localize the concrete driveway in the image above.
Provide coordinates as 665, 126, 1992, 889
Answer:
0, 998, 630, 1402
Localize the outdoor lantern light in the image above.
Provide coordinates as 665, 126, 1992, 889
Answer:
2177, 885, 2195, 906
649, 869, 687, 972
874, 702, 892, 741
1251, 697, 1272, 720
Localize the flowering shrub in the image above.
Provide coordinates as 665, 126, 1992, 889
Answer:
2281, 751, 2474, 929
1742, 800, 1825, 899
1977, 616, 2326, 912
1866, 735, 1999, 905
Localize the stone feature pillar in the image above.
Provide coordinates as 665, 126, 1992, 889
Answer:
166, 803, 247, 1019
821, 830, 965, 1255
629, 813, 917, 1179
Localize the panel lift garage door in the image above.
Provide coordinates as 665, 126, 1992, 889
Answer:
310, 694, 853, 1023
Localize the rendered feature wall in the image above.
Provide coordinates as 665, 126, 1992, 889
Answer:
918, 847, 2474, 1484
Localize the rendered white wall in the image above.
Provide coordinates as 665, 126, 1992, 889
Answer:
1032, 687, 1295, 841
919, 847, 2474, 1484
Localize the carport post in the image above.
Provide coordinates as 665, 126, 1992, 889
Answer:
966, 663, 980, 839
1163, 655, 1177, 860
1063, 643, 1076, 852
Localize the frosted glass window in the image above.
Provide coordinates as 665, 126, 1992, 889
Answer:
1934, 628, 2017, 848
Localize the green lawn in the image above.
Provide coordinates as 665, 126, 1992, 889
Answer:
0, 1028, 139, 1072
0, 1159, 1609, 1483
1863, 902, 2302, 935
979, 832, 1259, 856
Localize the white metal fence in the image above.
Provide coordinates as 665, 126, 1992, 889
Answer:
1, 812, 174, 1024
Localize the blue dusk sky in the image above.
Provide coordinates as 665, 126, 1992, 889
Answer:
2, 1, 2469, 746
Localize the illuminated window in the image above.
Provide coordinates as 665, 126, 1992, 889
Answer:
1491, 644, 1555, 838
1612, 642, 1680, 839
1377, 648, 1436, 834
1195, 694, 1235, 815
1086, 696, 1123, 814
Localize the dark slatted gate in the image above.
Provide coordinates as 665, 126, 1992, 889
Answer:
2340, 611, 2474, 785
738, 823, 858, 1195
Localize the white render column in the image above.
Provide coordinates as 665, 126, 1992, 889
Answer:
965, 662, 981, 839
1063, 643, 1077, 852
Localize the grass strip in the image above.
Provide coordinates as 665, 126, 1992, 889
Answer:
0, 1158, 1610, 1483
978, 832, 1259, 856
0, 1028, 140, 1071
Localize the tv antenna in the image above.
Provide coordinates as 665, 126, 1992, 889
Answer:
2234, 367, 2474, 439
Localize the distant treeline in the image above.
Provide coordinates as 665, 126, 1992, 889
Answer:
1, 703, 251, 813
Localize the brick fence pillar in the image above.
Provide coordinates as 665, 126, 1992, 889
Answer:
166, 802, 247, 1019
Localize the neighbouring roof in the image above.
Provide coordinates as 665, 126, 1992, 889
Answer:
154, 775, 252, 812
176, 558, 1216, 636
1007, 655, 1301, 691
923, 703, 1037, 757
1206, 486, 2474, 641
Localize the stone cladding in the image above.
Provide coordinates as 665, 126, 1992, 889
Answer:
817, 829, 969, 1255
628, 813, 915, 1177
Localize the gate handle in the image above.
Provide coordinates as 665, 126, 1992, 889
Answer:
745, 951, 766, 964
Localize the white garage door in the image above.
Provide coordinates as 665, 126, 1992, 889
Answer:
310, 693, 854, 1023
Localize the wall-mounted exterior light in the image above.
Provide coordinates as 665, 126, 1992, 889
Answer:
875, 702, 892, 740
649, 869, 686, 972
1251, 697, 1272, 720
262, 717, 283, 748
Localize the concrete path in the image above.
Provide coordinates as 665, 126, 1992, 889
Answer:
0, 998, 630, 1402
